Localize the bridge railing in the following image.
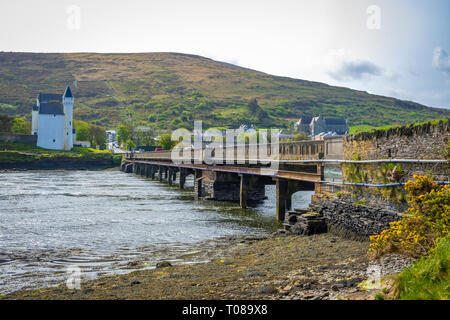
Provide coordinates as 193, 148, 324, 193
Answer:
127, 138, 344, 163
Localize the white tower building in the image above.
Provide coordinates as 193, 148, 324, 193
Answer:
62, 86, 74, 150
32, 86, 76, 151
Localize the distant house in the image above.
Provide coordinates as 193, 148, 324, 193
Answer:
74, 141, 91, 148
294, 115, 349, 136
294, 117, 312, 134
32, 86, 75, 150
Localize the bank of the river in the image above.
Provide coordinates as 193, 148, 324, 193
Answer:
1, 233, 413, 300
0, 141, 121, 170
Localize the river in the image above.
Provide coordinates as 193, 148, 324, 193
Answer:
0, 170, 313, 294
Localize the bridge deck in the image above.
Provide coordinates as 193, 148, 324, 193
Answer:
131, 159, 322, 182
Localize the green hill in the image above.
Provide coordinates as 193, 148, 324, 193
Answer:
0, 52, 449, 130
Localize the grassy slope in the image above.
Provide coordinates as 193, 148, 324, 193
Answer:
349, 118, 449, 135
0, 52, 449, 130
0, 141, 115, 163
394, 236, 449, 300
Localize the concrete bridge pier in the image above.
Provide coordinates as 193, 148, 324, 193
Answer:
159, 166, 163, 182
239, 175, 269, 208
122, 163, 133, 173
276, 179, 315, 221
179, 168, 193, 189
168, 167, 177, 186
194, 169, 202, 200
150, 165, 156, 180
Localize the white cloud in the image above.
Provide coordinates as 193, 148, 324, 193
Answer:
432, 47, 450, 75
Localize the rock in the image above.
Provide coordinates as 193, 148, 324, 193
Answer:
244, 271, 267, 278
272, 229, 288, 237
244, 235, 268, 241
255, 285, 278, 295
156, 261, 172, 268
331, 284, 339, 291
283, 285, 293, 291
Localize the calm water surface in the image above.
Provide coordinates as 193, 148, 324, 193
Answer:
0, 170, 313, 293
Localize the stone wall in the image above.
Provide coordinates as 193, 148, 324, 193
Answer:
306, 120, 449, 239
344, 120, 449, 160
0, 132, 37, 145
309, 184, 403, 240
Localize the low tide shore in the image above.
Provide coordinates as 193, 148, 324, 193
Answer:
1, 233, 413, 300
0, 160, 117, 171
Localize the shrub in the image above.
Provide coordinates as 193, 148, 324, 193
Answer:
393, 235, 449, 300
369, 175, 449, 259
113, 154, 123, 165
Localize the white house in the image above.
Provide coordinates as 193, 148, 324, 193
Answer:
31, 86, 76, 150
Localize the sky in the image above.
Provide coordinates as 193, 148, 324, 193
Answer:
0, 0, 449, 109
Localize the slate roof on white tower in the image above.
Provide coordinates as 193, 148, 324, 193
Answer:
32, 86, 75, 151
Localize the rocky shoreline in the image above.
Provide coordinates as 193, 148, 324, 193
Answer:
1, 233, 414, 300
0, 159, 117, 171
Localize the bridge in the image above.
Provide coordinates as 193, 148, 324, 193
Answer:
121, 136, 344, 222
120, 120, 449, 238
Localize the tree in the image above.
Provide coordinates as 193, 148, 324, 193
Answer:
157, 134, 177, 150
11, 118, 31, 134
134, 129, 155, 146
76, 126, 89, 141
0, 115, 13, 132
74, 120, 90, 141
88, 125, 106, 147
293, 132, 309, 141
125, 139, 136, 151
117, 125, 131, 145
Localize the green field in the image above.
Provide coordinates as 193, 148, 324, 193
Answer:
0, 52, 449, 131
0, 141, 118, 164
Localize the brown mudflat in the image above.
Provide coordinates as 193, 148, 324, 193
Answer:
2, 234, 381, 300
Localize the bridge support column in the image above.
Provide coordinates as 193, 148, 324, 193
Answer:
173, 169, 177, 182
150, 165, 156, 179
240, 174, 250, 208
159, 166, 163, 182
276, 180, 289, 221
132, 163, 137, 174
194, 169, 202, 200
124, 163, 133, 173
276, 179, 315, 221
179, 168, 186, 189
168, 168, 175, 186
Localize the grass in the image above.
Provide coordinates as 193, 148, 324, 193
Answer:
394, 235, 449, 300
0, 141, 113, 163
349, 118, 449, 135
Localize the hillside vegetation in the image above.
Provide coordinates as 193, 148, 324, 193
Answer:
0, 52, 449, 130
